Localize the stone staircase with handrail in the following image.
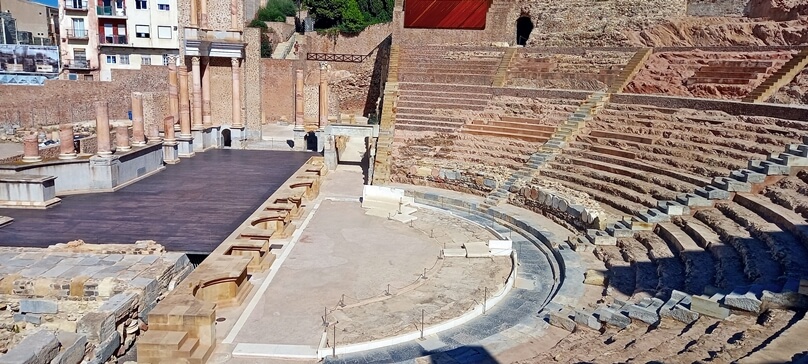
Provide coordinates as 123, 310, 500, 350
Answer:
492, 47, 517, 87
742, 48, 808, 103
607, 48, 653, 94
371, 45, 400, 185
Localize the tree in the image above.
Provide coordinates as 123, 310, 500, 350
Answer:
340, 0, 366, 33
304, 0, 347, 28
257, 0, 297, 22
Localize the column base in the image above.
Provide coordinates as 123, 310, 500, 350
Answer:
117, 146, 132, 152
191, 127, 215, 152
178, 136, 195, 158
163, 142, 180, 164
132, 141, 147, 147
293, 126, 307, 151
58, 153, 77, 160
21, 156, 42, 163
96, 151, 113, 157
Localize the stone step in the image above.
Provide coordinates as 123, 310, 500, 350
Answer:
748, 160, 791, 176
711, 177, 752, 193
657, 200, 689, 216
676, 193, 713, 208
694, 185, 731, 200
784, 144, 808, 158
729, 169, 766, 184
638, 208, 670, 223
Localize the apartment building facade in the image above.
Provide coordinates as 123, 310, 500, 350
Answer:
59, 0, 178, 80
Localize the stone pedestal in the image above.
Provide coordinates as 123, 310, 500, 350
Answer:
163, 142, 180, 164
293, 126, 306, 151
192, 127, 214, 152
177, 136, 195, 158
229, 127, 246, 143
22, 133, 42, 163
210, 126, 222, 149
89, 155, 121, 190
324, 135, 337, 171
315, 129, 325, 152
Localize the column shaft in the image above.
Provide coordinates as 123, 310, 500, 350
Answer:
318, 63, 329, 128
22, 133, 41, 162
131, 92, 146, 145
116, 125, 131, 151
58, 124, 76, 159
189, 0, 198, 27
202, 57, 212, 127
191, 57, 203, 129
231, 58, 242, 128
179, 66, 192, 137
95, 101, 112, 155
199, 0, 208, 28
230, 0, 238, 30
163, 116, 177, 142
295, 69, 304, 127
168, 59, 179, 130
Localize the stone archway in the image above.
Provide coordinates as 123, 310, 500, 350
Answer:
222, 128, 232, 147
516, 16, 534, 46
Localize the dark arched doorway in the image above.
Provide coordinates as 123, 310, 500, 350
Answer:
516, 17, 533, 46
222, 128, 232, 147
305, 131, 318, 151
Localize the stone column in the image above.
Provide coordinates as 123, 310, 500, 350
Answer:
116, 125, 131, 152
179, 66, 192, 138
22, 133, 41, 163
231, 58, 242, 128
131, 92, 146, 146
189, 0, 198, 27
147, 123, 161, 143
230, 0, 238, 30
163, 116, 177, 142
191, 57, 203, 129
295, 69, 304, 127
199, 0, 208, 28
202, 57, 212, 127
95, 101, 112, 156
58, 124, 77, 160
318, 62, 329, 128
168, 58, 179, 130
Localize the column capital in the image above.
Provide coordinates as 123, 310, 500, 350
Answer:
231, 57, 240, 68
319, 61, 329, 70
191, 56, 200, 66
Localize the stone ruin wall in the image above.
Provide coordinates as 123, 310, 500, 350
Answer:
141, 91, 170, 134
0, 66, 168, 129
686, 0, 750, 16
261, 58, 302, 124
0, 240, 192, 363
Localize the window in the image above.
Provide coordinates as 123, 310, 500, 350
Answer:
135, 0, 146, 9
106, 55, 117, 64
156, 0, 169, 10
120, 54, 129, 64
157, 26, 172, 39
84, 74, 93, 81
141, 55, 151, 65
162, 54, 170, 66
135, 25, 149, 38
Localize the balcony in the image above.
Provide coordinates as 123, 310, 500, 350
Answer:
96, 5, 126, 17
98, 34, 128, 46
65, 29, 89, 40
64, 59, 92, 70
64, 0, 88, 11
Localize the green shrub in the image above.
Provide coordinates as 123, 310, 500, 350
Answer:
257, 0, 297, 22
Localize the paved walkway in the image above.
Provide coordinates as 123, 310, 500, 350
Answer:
0, 150, 315, 253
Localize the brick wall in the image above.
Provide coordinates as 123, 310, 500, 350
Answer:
261, 59, 303, 123
0, 66, 168, 128
307, 23, 393, 54
244, 27, 262, 140
142, 91, 169, 133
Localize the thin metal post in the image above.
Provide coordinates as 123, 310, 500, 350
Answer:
323, 307, 327, 326
420, 309, 424, 339
483, 287, 487, 314
422, 267, 427, 279
332, 324, 336, 358
386, 284, 390, 295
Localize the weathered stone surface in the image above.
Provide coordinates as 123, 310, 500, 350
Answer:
51, 332, 87, 364
98, 292, 138, 322
595, 307, 630, 329
583, 269, 607, 286
574, 310, 602, 330
691, 294, 730, 319
0, 330, 59, 364
76, 312, 115, 341
548, 312, 576, 332
668, 304, 700, 324
19, 300, 57, 314
724, 291, 762, 313
627, 298, 664, 325
87, 331, 120, 364
13, 313, 41, 325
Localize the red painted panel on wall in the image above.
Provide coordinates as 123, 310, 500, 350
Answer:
404, 0, 492, 29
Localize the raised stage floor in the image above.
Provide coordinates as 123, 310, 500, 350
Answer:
0, 149, 316, 253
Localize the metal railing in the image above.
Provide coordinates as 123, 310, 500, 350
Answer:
96, 5, 126, 16
98, 34, 127, 45
65, 29, 89, 39
64, 0, 88, 10
306, 53, 368, 63
64, 59, 91, 69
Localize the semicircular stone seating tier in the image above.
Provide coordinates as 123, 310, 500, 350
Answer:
373, 44, 808, 363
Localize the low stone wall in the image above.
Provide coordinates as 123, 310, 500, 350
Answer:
0, 142, 165, 195
0, 241, 192, 363
611, 93, 808, 121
